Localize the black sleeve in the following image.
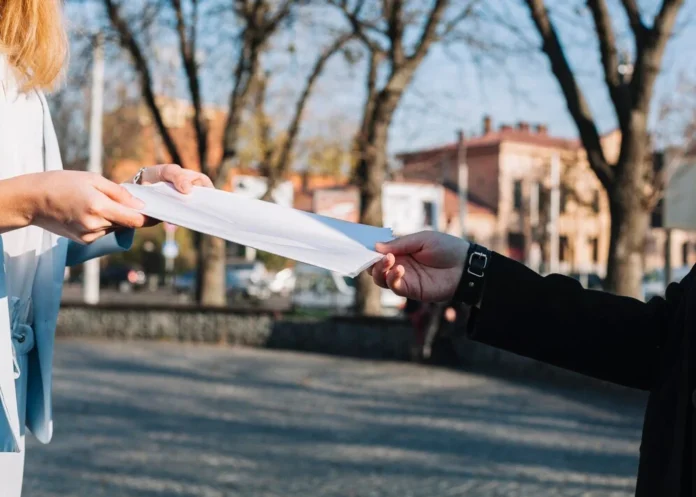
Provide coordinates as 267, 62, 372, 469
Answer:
404, 298, 421, 315
465, 252, 685, 391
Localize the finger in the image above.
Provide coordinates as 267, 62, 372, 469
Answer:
372, 254, 394, 289
99, 199, 148, 229
191, 173, 214, 188
81, 229, 110, 244
376, 232, 428, 256
386, 265, 406, 294
96, 177, 145, 210
158, 164, 194, 194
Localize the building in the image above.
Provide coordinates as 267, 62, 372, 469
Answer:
296, 180, 496, 244
397, 117, 615, 276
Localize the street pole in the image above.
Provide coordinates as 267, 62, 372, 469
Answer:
548, 154, 560, 274
84, 33, 105, 305
457, 130, 468, 239
528, 180, 540, 271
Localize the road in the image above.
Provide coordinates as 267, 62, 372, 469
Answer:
24, 341, 645, 497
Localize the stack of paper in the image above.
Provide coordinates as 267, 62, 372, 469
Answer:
123, 183, 393, 277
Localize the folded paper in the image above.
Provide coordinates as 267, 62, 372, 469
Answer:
123, 183, 393, 277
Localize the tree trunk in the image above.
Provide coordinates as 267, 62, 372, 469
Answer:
605, 198, 649, 298
604, 112, 652, 299
354, 119, 389, 316
195, 234, 227, 306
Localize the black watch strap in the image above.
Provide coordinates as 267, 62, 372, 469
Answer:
453, 243, 491, 305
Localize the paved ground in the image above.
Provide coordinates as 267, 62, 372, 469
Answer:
23, 341, 646, 497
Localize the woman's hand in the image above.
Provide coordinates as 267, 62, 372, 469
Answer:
133, 164, 214, 193
131, 164, 214, 226
371, 231, 470, 302
29, 171, 148, 243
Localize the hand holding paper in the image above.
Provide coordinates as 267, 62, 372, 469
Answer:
123, 183, 393, 277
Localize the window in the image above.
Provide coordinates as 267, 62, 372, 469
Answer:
507, 233, 525, 262
592, 190, 600, 213
682, 242, 690, 266
513, 180, 523, 211
423, 201, 434, 228
590, 237, 599, 263
560, 187, 569, 213
560, 236, 570, 262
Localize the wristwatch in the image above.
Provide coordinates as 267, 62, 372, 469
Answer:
453, 243, 491, 305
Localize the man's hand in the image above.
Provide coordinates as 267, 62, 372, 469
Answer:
371, 231, 470, 302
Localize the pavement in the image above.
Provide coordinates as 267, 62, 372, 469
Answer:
23, 341, 645, 497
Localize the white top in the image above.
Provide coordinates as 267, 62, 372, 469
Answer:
0, 55, 45, 311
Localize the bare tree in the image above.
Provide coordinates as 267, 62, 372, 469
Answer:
102, 0, 296, 305
522, 0, 685, 298
333, 0, 478, 315
256, 31, 355, 201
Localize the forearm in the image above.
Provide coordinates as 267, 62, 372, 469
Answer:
466, 253, 674, 390
0, 175, 38, 234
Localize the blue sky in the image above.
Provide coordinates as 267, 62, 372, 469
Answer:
66, 0, 696, 162
284, 0, 696, 156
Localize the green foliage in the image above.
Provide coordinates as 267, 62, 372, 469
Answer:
256, 250, 291, 272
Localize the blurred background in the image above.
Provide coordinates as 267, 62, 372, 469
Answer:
28, 0, 696, 496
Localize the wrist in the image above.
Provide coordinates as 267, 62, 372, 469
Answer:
2, 174, 44, 229
453, 242, 491, 306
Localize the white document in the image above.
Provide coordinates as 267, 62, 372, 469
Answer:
124, 183, 393, 277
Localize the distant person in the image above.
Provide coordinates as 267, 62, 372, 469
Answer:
403, 298, 430, 361
0, 1, 213, 493
371, 231, 694, 496
421, 301, 469, 367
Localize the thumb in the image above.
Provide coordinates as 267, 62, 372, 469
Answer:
376, 232, 427, 256
96, 177, 145, 210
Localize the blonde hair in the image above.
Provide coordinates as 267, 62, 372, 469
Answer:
0, 0, 68, 91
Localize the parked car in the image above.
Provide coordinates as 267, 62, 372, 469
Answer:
247, 267, 297, 301
290, 263, 405, 315
174, 260, 268, 300
226, 260, 268, 301
267, 268, 296, 296
100, 263, 146, 293
173, 270, 195, 294
642, 266, 691, 301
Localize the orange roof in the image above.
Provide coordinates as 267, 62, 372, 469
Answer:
289, 173, 348, 192
397, 128, 580, 160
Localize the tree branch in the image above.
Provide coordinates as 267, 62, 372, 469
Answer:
630, 0, 685, 113
254, 72, 274, 180
330, 0, 386, 54
274, 32, 355, 181
171, 0, 208, 173
586, 0, 630, 130
619, 0, 647, 40
103, 0, 183, 167
409, 0, 448, 63
384, 0, 405, 65
524, 0, 614, 190
440, 0, 478, 40
219, 0, 292, 188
